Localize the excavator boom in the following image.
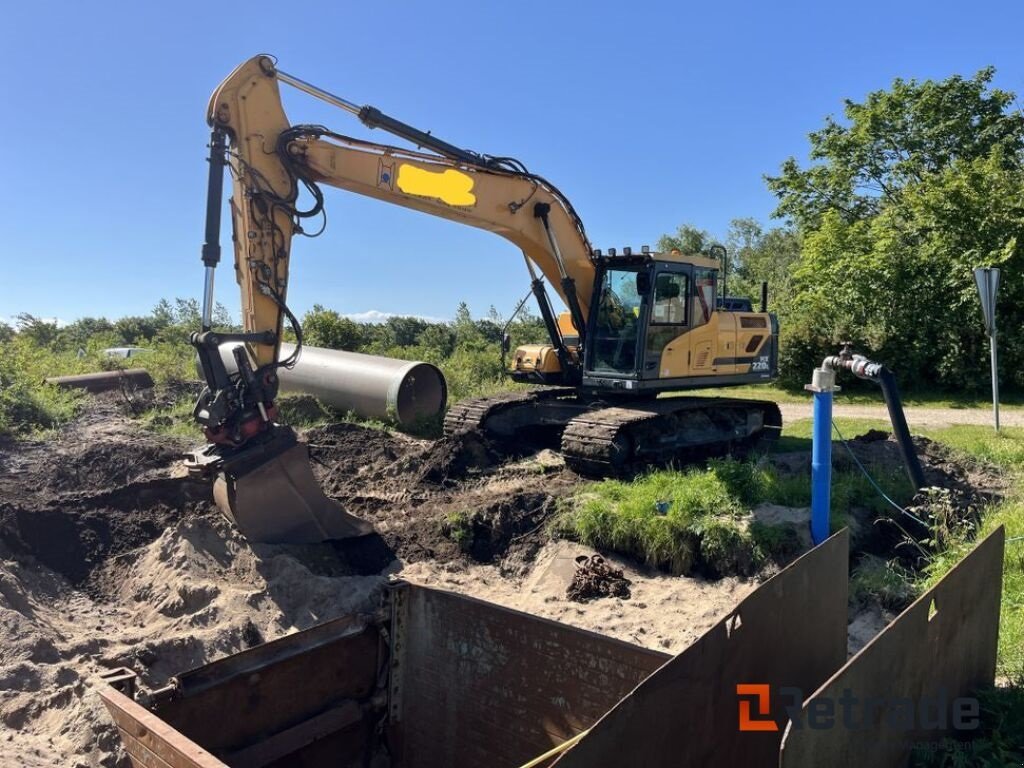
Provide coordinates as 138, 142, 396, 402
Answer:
188, 55, 598, 543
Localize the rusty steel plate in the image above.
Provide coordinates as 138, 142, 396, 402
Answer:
780, 526, 1005, 768
100, 613, 381, 768
387, 583, 670, 768
551, 529, 850, 768
98, 685, 228, 768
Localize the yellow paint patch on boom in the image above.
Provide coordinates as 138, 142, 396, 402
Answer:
396, 164, 476, 206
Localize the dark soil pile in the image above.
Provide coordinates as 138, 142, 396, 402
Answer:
305, 422, 575, 568
567, 555, 632, 602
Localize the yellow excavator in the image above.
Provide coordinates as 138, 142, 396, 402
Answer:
186, 55, 782, 544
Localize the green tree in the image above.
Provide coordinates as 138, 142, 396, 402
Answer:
386, 316, 429, 347
113, 315, 163, 344
453, 302, 479, 346
767, 68, 1024, 390
302, 304, 364, 350
56, 317, 114, 351
152, 298, 233, 330
766, 68, 1024, 229
657, 224, 711, 254
418, 323, 457, 357
725, 218, 801, 302
15, 314, 60, 347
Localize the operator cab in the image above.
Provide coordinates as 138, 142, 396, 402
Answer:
581, 251, 777, 393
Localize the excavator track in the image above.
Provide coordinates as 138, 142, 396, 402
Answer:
446, 389, 782, 477
560, 397, 782, 476
443, 387, 577, 437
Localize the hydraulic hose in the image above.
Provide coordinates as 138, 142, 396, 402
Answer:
821, 350, 926, 490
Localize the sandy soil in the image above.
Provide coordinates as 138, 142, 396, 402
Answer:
0, 394, 1003, 766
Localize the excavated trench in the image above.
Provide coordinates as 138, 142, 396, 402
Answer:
0, 401, 581, 767
0, 396, 1004, 767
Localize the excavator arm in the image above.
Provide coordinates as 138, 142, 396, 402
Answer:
203, 56, 594, 370
188, 55, 598, 543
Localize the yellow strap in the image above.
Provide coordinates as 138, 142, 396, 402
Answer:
517, 729, 589, 768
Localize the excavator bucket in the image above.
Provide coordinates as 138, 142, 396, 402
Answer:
212, 442, 374, 544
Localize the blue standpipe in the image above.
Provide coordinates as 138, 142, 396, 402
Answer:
811, 389, 833, 545
806, 367, 838, 546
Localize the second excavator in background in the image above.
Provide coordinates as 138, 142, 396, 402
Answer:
186, 55, 782, 544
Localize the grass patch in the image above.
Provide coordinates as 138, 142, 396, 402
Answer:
779, 417, 891, 442
898, 426, 1024, 679
559, 458, 819, 577
750, 521, 804, 561
920, 424, 1024, 470
275, 394, 334, 429
818, 424, 1024, 679
910, 679, 1024, 766
443, 510, 474, 552
558, 442, 918, 578
562, 463, 743, 575
921, 499, 1024, 679
850, 555, 918, 611
139, 395, 196, 438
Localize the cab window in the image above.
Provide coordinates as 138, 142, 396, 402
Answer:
692, 268, 716, 328
645, 272, 688, 369
650, 273, 687, 325
590, 268, 643, 373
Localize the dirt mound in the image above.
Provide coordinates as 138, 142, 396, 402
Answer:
46, 440, 186, 494
0, 409, 409, 767
0, 512, 388, 767
305, 423, 564, 568
402, 429, 499, 484
839, 432, 1007, 501
0, 406, 585, 766
307, 422, 417, 495
432, 490, 555, 564
0, 487, 207, 587
0, 426, 211, 588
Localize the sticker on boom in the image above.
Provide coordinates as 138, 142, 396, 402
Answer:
396, 164, 476, 207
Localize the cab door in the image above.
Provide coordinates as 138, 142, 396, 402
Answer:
644, 267, 690, 379
686, 267, 739, 376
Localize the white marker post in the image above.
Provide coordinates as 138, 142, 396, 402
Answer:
974, 267, 1001, 432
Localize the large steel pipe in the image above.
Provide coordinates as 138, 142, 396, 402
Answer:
216, 343, 447, 426
45, 369, 155, 393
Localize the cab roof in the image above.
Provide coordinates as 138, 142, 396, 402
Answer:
594, 250, 721, 271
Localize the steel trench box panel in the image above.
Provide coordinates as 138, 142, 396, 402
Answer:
779, 526, 1004, 768
99, 613, 381, 768
551, 529, 850, 768
387, 584, 670, 767
98, 685, 229, 768
155, 615, 379, 756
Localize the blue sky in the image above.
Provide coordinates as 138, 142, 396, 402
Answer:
2, 0, 1022, 325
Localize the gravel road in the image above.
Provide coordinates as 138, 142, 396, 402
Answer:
778, 402, 1022, 428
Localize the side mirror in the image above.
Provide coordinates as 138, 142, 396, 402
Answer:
636, 271, 651, 296
502, 333, 512, 355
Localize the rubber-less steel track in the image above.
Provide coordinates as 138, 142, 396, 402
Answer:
560, 397, 782, 476
443, 387, 576, 436
445, 389, 783, 478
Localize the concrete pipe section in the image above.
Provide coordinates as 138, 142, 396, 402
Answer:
216, 342, 447, 427
45, 369, 155, 393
